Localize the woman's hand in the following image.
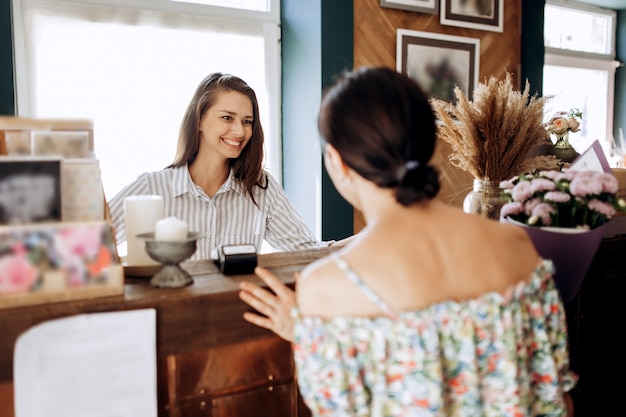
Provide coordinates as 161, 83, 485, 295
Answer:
238, 266, 297, 343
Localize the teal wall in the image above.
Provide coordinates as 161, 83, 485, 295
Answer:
615, 10, 626, 142
281, 0, 353, 241
1, 0, 15, 115
319, 0, 354, 241
521, 0, 545, 97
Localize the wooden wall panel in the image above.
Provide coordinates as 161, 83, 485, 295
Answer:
353, 0, 522, 232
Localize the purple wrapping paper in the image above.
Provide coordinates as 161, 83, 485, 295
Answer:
502, 217, 607, 304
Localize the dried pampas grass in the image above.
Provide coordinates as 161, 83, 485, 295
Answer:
430, 73, 561, 182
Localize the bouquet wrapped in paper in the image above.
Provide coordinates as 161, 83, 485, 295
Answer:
500, 142, 626, 302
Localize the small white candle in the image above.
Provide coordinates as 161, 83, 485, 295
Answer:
154, 217, 188, 241
124, 195, 164, 266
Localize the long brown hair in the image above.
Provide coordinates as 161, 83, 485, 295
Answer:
168, 72, 266, 202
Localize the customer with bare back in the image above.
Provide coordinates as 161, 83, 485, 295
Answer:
239, 66, 576, 417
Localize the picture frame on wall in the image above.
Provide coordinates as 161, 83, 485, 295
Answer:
380, 0, 439, 14
440, 0, 503, 32
396, 29, 480, 104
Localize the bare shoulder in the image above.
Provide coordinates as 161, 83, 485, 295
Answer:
495, 220, 536, 252
488, 219, 541, 279
296, 248, 384, 317
296, 254, 342, 316
297, 255, 335, 290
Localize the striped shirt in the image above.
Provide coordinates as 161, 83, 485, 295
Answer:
108, 165, 328, 260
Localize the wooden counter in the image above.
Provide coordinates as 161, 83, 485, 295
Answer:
0, 247, 333, 417
5, 236, 622, 416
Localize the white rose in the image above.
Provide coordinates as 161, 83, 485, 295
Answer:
568, 118, 580, 132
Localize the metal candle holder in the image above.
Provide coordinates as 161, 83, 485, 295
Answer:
136, 232, 202, 288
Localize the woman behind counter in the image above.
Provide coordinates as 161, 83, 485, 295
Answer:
108, 72, 330, 260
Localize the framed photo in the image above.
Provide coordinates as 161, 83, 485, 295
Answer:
4, 131, 31, 156
440, 0, 503, 32
380, 0, 439, 14
31, 130, 91, 159
62, 159, 104, 222
396, 29, 480, 103
0, 157, 62, 225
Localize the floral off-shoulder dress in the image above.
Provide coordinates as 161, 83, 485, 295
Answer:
293, 254, 577, 417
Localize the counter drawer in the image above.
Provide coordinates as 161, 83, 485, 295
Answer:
175, 336, 294, 399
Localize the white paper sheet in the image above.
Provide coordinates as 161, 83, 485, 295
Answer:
14, 309, 157, 417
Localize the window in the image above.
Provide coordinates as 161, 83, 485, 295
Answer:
543, 0, 620, 165
544, 1, 614, 55
169, 0, 270, 12
11, 0, 281, 200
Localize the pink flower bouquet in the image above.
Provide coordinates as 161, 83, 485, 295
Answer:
500, 169, 625, 229
500, 168, 626, 303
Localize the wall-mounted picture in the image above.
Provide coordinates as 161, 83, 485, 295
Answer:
380, 0, 439, 14
440, 0, 503, 32
0, 157, 62, 225
396, 29, 480, 104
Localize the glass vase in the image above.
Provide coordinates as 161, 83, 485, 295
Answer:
463, 179, 503, 220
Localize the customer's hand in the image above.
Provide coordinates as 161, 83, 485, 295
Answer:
239, 266, 297, 343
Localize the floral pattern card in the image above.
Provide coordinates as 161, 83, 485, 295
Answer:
0, 221, 123, 307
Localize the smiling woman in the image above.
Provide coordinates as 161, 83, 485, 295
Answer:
107, 72, 330, 261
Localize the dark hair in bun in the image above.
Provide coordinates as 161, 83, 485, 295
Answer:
318, 66, 440, 206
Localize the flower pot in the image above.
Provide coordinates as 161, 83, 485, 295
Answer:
502, 217, 607, 304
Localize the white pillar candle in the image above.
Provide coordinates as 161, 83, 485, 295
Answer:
154, 217, 188, 241
124, 195, 164, 266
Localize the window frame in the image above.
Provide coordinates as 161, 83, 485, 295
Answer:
544, 52, 621, 152
545, 0, 616, 59
10, 0, 283, 183
26, 0, 281, 22
543, 0, 620, 161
